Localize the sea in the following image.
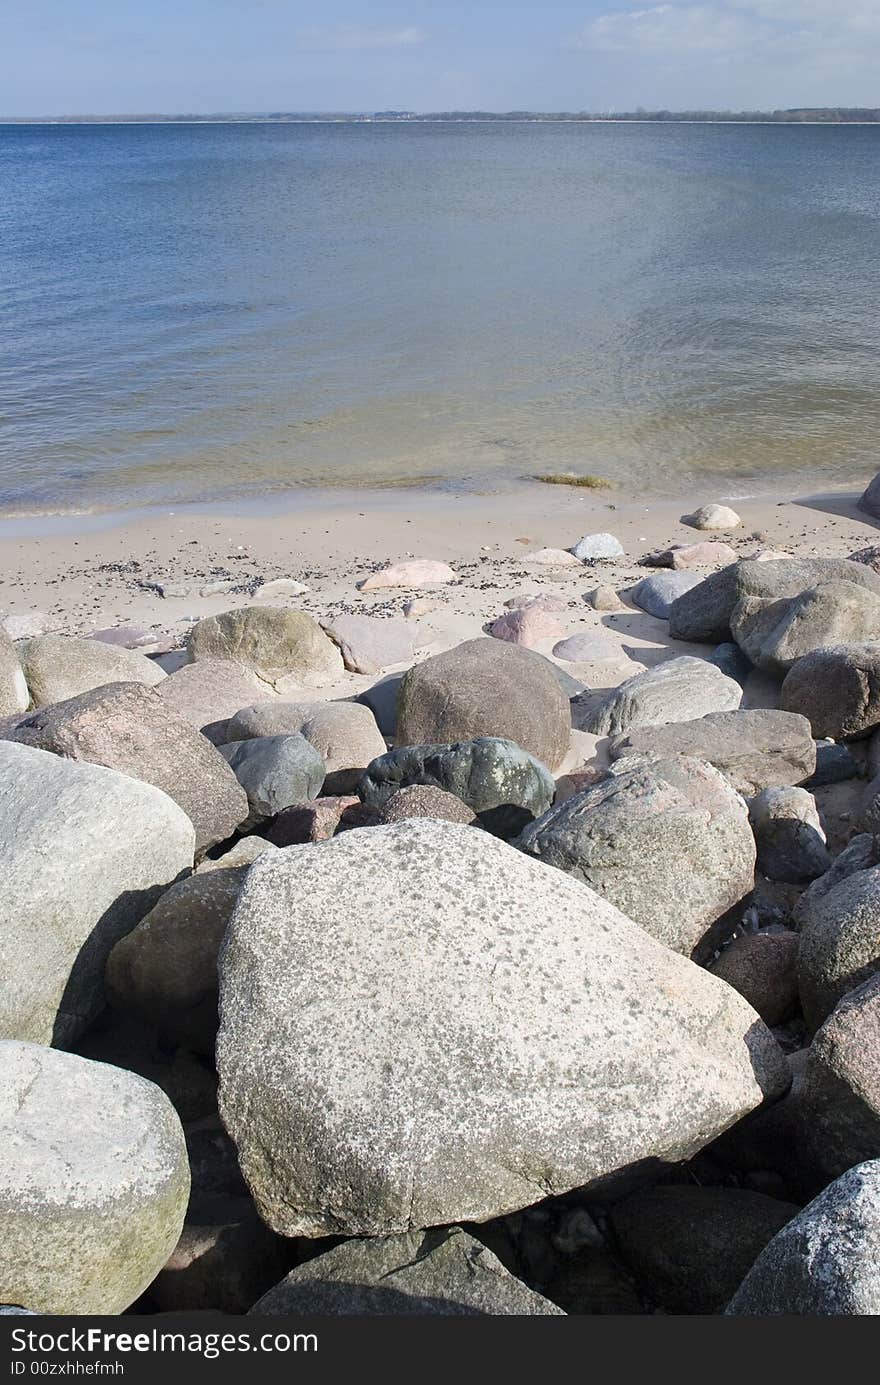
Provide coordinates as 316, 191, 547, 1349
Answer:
1, 119, 879, 515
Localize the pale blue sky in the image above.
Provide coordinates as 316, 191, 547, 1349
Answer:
1, 1, 878, 116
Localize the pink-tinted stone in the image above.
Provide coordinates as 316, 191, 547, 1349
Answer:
358, 560, 457, 591
488, 605, 566, 648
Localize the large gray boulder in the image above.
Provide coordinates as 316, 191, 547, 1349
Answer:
156, 659, 271, 744
670, 557, 880, 645
0, 742, 194, 1045
359, 737, 555, 837
7, 682, 248, 857
579, 657, 742, 737
725, 1161, 880, 1314
396, 639, 570, 772
18, 633, 165, 707
185, 607, 342, 689
226, 700, 386, 794
801, 976, 880, 1183
517, 756, 755, 954
795, 848, 880, 1030
609, 709, 815, 796
0, 1041, 189, 1315
217, 820, 786, 1238
731, 581, 880, 678
0, 630, 28, 717
106, 865, 257, 1055
250, 1229, 564, 1316
219, 735, 326, 828
780, 643, 880, 739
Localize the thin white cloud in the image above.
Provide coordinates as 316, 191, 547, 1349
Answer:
296, 24, 427, 53
569, 4, 768, 54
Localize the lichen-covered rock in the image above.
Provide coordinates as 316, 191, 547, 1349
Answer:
217, 820, 786, 1238
576, 656, 743, 740
396, 639, 570, 771
0, 742, 194, 1046
0, 1041, 189, 1315
517, 756, 755, 954
185, 607, 342, 688
359, 737, 554, 837
250, 1229, 564, 1316
8, 682, 248, 856
609, 709, 815, 797
725, 1162, 880, 1315
18, 633, 165, 707
781, 643, 880, 739
219, 735, 326, 828
225, 700, 385, 794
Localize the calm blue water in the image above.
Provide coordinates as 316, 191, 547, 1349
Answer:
1, 121, 879, 514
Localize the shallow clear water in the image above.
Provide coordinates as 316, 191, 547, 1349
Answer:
1, 120, 879, 513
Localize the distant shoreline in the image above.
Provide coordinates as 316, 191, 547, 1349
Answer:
5, 109, 880, 126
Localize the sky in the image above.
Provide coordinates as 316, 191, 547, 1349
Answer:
1, 1, 879, 116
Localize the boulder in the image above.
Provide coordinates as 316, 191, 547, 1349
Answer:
503, 591, 567, 613
250, 1229, 563, 1316
359, 737, 554, 837
7, 682, 248, 857
219, 735, 326, 829
90, 624, 157, 649
630, 571, 703, 619
156, 659, 271, 744
857, 471, 880, 519
0, 1041, 189, 1315
585, 586, 624, 611
577, 656, 742, 737
217, 820, 787, 1238
358, 560, 457, 590
517, 756, 755, 955
0, 742, 194, 1046
18, 633, 165, 707
197, 836, 277, 872
707, 641, 752, 685
571, 533, 624, 562
358, 673, 403, 737
801, 976, 880, 1183
683, 504, 742, 531
780, 643, 880, 739
265, 797, 375, 845
731, 581, 880, 678
670, 557, 880, 645
225, 700, 385, 794
106, 866, 250, 1055
609, 1186, 797, 1313
396, 639, 570, 772
806, 740, 860, 787
669, 541, 739, 570
725, 1161, 880, 1314
488, 606, 566, 648
748, 787, 831, 884
377, 784, 477, 826
609, 709, 815, 797
0, 630, 28, 717
795, 849, 880, 1030
185, 608, 342, 688
320, 613, 420, 675
709, 931, 799, 1026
